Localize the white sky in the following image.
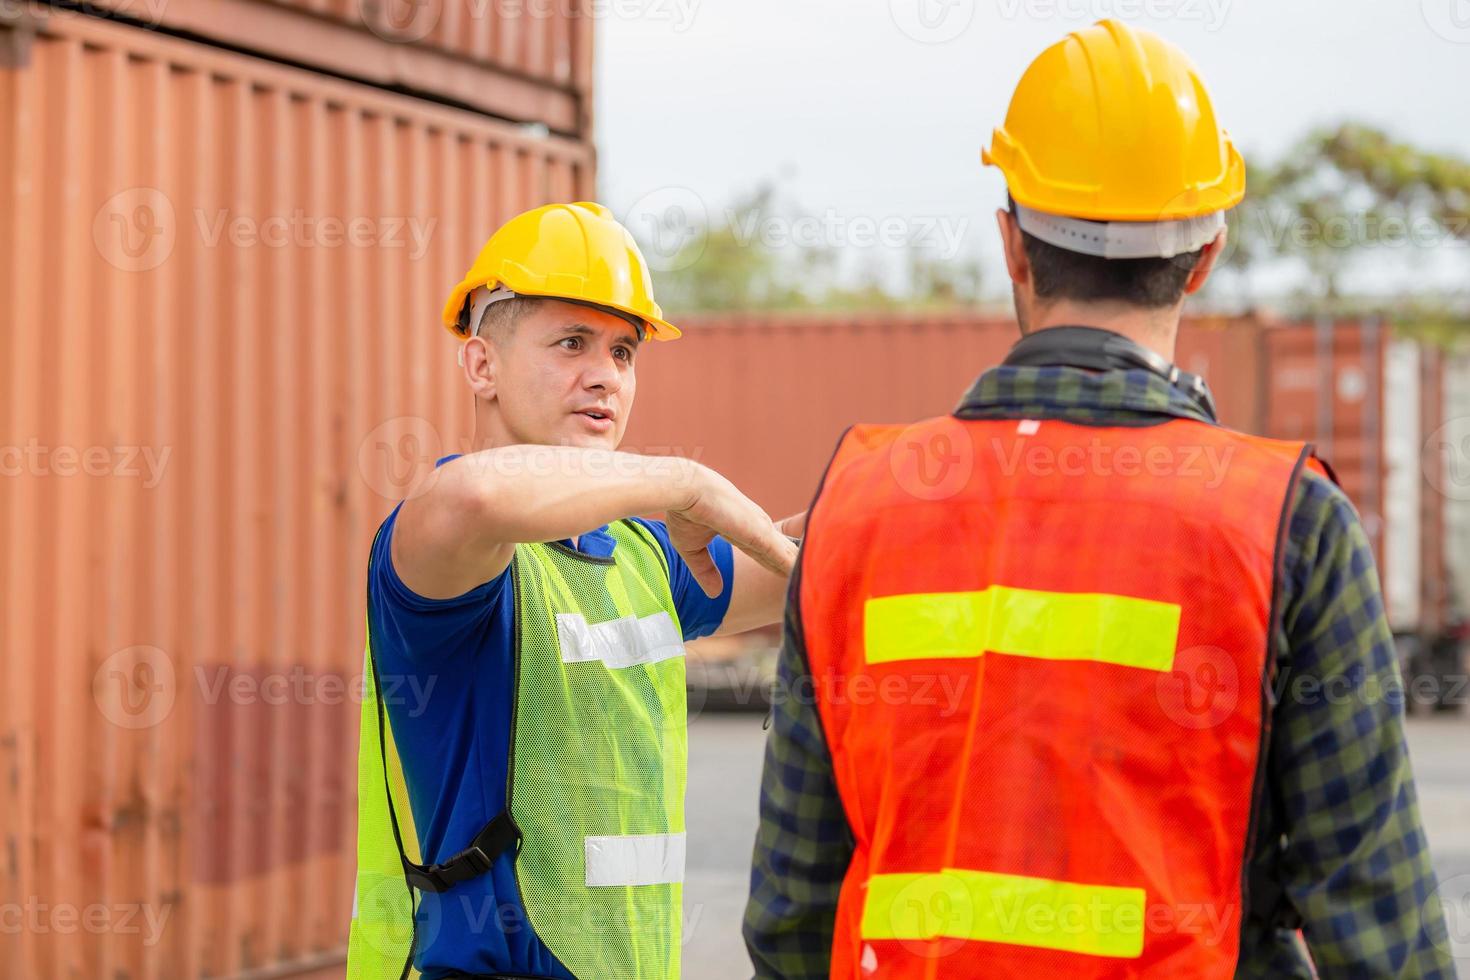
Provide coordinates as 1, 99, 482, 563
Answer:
594, 0, 1470, 299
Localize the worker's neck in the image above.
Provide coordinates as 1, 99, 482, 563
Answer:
1026, 300, 1181, 363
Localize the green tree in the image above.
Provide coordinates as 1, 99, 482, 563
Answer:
644, 183, 980, 314
1225, 123, 1470, 332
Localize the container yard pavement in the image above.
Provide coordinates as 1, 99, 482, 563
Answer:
683, 712, 1470, 979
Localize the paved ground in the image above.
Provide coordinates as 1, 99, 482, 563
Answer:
685, 712, 1470, 978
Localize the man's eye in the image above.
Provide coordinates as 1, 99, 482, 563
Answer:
560, 336, 582, 350
614, 346, 633, 362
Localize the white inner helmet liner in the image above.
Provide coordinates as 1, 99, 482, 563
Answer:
468, 285, 519, 337
457, 285, 519, 366
1014, 203, 1226, 260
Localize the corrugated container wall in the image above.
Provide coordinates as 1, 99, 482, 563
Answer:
1437, 350, 1470, 622
627, 313, 1461, 633
87, 0, 594, 135
0, 8, 591, 978
1260, 319, 1458, 635
624, 313, 1266, 520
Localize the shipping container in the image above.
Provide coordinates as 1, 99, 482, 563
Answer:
1442, 350, 1470, 620
0, 8, 591, 978
624, 312, 1269, 519
630, 313, 1465, 687
84, 0, 594, 135
1258, 319, 1467, 642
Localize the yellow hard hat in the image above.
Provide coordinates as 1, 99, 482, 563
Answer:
982, 19, 1245, 224
441, 201, 680, 341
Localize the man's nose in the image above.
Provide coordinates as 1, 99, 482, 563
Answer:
582, 351, 623, 393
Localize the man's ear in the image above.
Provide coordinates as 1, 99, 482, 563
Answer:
1182, 227, 1228, 296
996, 207, 1031, 287
460, 335, 496, 400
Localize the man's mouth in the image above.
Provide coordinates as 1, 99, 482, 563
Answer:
574, 408, 615, 431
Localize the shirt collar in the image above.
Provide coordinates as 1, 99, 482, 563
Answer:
954, 364, 1219, 425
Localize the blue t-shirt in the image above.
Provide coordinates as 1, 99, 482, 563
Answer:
365, 460, 734, 979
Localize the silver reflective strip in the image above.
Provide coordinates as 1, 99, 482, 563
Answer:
584, 832, 687, 887
555, 611, 685, 669
1014, 203, 1226, 259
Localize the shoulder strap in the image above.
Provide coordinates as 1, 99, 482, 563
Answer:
363, 534, 523, 912
617, 517, 670, 578
368, 640, 522, 893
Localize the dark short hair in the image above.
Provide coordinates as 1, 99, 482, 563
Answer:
476, 294, 544, 344
1011, 198, 1204, 309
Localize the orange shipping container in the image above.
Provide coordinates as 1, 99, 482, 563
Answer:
627, 312, 1464, 641
84, 0, 594, 135
623, 312, 1270, 519
0, 8, 590, 978
1262, 318, 1465, 637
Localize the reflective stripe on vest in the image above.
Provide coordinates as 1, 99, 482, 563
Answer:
861, 868, 1147, 958
800, 415, 1321, 978
865, 586, 1181, 671
508, 521, 687, 980
347, 520, 686, 980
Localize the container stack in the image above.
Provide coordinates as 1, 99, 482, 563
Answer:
0, 1, 593, 976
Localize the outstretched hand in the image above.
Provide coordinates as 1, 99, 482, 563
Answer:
666, 469, 798, 598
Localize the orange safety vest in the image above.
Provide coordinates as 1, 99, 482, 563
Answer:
800, 413, 1326, 978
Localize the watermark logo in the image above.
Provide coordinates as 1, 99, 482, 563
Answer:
1422, 0, 1470, 43
95, 657, 438, 730
0, 440, 172, 487
884, 872, 974, 957
1156, 645, 1239, 731
358, 416, 444, 502
728, 209, 969, 258
194, 209, 436, 260
0, 899, 172, 945
362, 0, 441, 42
989, 432, 1236, 487
889, 418, 975, 501
93, 646, 177, 730
1425, 417, 1470, 501
992, 0, 1232, 30
1430, 872, 1470, 955
354, 873, 436, 957
94, 188, 176, 273
889, 0, 976, 44
360, 0, 701, 44
94, 189, 440, 270
623, 187, 708, 273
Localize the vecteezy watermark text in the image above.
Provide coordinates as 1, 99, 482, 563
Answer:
1, 440, 171, 488
994, 0, 1232, 30
0, 900, 172, 946
195, 209, 436, 261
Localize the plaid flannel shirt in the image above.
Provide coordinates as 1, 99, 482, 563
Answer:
744, 364, 1456, 979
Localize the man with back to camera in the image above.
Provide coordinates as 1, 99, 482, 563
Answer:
347, 202, 803, 980
745, 20, 1455, 979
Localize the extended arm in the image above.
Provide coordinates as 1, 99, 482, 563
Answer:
392, 446, 794, 600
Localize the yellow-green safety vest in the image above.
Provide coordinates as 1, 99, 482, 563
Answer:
348, 519, 689, 979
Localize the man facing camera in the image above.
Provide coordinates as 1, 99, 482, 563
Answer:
349, 202, 800, 980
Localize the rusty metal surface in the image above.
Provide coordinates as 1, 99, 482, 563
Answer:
1442, 351, 1470, 623
79, 0, 593, 134
0, 9, 590, 977
629, 313, 1451, 634
624, 312, 1268, 519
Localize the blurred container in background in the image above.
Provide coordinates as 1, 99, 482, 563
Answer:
84, 0, 594, 133
0, 2, 588, 976
3, 5, 1465, 972
630, 314, 1470, 715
